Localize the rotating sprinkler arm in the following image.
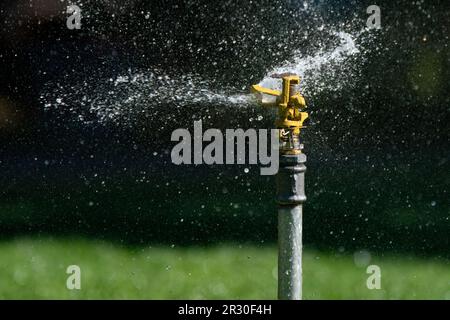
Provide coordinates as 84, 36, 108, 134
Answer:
252, 74, 309, 154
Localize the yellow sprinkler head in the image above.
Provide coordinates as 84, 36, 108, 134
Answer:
251, 73, 308, 154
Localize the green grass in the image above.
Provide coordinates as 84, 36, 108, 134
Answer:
0, 238, 448, 299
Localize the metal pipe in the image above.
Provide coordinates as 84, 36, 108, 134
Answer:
277, 153, 307, 300
250, 73, 308, 300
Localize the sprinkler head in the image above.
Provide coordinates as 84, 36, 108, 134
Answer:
251, 74, 308, 154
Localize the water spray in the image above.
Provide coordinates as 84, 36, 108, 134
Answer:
252, 73, 308, 300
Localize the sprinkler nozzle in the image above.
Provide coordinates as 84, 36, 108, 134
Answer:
251, 74, 308, 154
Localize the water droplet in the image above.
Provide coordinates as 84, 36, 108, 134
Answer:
353, 250, 371, 267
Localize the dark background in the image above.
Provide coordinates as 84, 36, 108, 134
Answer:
0, 0, 448, 256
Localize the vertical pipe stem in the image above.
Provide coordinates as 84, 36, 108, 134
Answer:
277, 153, 307, 300
278, 205, 303, 299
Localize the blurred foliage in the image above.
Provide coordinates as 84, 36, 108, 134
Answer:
0, 159, 448, 257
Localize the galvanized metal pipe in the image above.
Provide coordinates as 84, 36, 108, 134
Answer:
277, 153, 307, 300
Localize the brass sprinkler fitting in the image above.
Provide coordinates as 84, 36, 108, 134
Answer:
251, 73, 308, 154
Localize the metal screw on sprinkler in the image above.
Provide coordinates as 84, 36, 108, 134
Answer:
251, 73, 308, 300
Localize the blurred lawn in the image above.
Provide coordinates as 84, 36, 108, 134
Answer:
0, 238, 448, 299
